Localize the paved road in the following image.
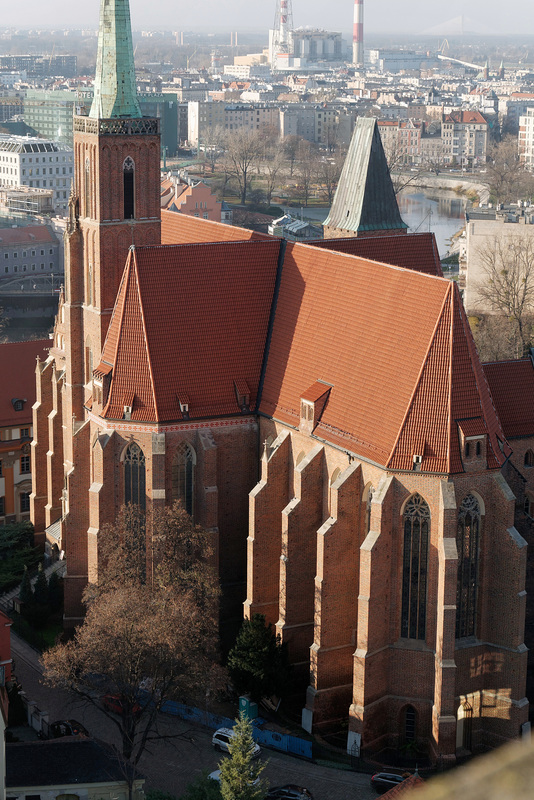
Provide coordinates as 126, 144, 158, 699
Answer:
11, 633, 375, 800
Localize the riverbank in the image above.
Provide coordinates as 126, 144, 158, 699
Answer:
394, 171, 490, 205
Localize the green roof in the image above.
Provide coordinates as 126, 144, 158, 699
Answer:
89, 0, 141, 120
324, 118, 407, 234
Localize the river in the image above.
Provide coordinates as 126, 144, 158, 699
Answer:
283, 187, 468, 258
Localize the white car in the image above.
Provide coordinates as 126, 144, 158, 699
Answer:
208, 769, 260, 786
211, 727, 261, 758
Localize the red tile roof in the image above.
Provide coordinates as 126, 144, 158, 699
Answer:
444, 110, 487, 125
99, 240, 281, 422
483, 358, 534, 438
311, 232, 443, 277
260, 243, 508, 473
0, 226, 57, 246
161, 210, 271, 245
0, 340, 50, 427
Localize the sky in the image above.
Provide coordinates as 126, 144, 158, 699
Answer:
3, 0, 534, 36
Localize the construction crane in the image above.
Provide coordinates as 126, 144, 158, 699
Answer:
186, 47, 198, 71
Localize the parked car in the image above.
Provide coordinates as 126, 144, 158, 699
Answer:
370, 773, 407, 794
49, 719, 89, 739
267, 785, 313, 800
208, 769, 260, 786
102, 694, 141, 716
211, 727, 261, 758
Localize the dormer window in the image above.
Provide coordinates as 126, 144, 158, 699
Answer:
123, 405, 132, 420
234, 380, 250, 413
412, 454, 423, 472
178, 395, 190, 420
11, 398, 25, 412
299, 381, 332, 434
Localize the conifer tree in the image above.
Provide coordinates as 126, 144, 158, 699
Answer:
33, 563, 49, 606
218, 712, 266, 800
47, 571, 63, 613
19, 565, 33, 606
227, 613, 291, 702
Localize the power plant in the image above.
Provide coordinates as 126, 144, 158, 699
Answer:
268, 0, 343, 71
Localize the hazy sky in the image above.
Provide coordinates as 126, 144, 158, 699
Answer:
3, 0, 534, 36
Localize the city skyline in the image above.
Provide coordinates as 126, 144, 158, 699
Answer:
2, 0, 533, 37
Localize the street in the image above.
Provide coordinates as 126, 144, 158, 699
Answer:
11, 633, 375, 800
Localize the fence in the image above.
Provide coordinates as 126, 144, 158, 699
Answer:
161, 700, 313, 760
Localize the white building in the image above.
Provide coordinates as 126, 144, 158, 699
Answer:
0, 135, 74, 214
519, 108, 534, 171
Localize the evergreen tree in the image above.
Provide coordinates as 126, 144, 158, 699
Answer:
227, 614, 291, 702
219, 713, 266, 800
47, 571, 63, 613
33, 563, 49, 606
19, 565, 33, 606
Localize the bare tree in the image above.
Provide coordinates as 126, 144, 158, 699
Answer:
263, 149, 284, 207
225, 129, 264, 205
476, 236, 534, 356
282, 135, 302, 177
42, 503, 222, 800
471, 313, 530, 362
200, 125, 226, 174
486, 136, 534, 203
294, 141, 319, 207
317, 152, 344, 205
382, 136, 426, 195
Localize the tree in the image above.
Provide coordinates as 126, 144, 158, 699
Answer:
200, 125, 226, 174
475, 236, 534, 356
263, 148, 284, 208
318, 152, 344, 205
471, 314, 530, 362
47, 570, 63, 613
219, 713, 267, 800
33, 562, 49, 606
227, 613, 291, 703
294, 141, 319, 207
225, 129, 264, 205
19, 565, 33, 606
382, 136, 426, 195
42, 502, 222, 800
283, 135, 302, 177
486, 136, 534, 203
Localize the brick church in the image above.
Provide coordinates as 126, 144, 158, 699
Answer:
31, 0, 532, 764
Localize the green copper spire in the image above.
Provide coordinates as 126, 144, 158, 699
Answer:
89, 0, 142, 119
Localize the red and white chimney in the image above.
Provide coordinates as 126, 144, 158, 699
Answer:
353, 0, 364, 67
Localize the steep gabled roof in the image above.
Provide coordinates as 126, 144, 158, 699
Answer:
259, 243, 508, 473
311, 232, 443, 277
0, 339, 50, 427
323, 117, 407, 235
483, 357, 534, 438
161, 210, 271, 245
99, 240, 280, 422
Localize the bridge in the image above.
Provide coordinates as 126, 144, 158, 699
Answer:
0, 274, 63, 297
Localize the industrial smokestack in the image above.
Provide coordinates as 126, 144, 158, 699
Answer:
353, 0, 364, 67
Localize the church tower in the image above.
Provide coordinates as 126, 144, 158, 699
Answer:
31, 0, 161, 626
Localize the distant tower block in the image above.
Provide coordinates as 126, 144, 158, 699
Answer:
353, 0, 364, 67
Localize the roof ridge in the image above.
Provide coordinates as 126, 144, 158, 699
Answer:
131, 249, 159, 422
386, 282, 452, 469
136, 239, 278, 251
100, 250, 134, 416
446, 283, 454, 473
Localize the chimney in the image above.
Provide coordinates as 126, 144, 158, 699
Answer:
353, 0, 364, 68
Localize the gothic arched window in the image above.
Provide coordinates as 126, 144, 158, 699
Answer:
456, 494, 481, 639
123, 157, 135, 220
524, 450, 534, 468
84, 156, 91, 218
124, 443, 146, 511
404, 705, 417, 743
401, 494, 430, 640
172, 442, 195, 516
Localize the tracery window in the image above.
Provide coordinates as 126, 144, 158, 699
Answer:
456, 494, 481, 639
123, 156, 135, 220
124, 443, 146, 511
401, 494, 430, 640
172, 442, 195, 516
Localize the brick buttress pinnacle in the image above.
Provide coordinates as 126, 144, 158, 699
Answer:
89, 0, 142, 120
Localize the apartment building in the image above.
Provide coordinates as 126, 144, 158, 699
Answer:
377, 119, 423, 164
441, 110, 488, 167
519, 108, 534, 170
188, 101, 279, 146
0, 135, 73, 213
